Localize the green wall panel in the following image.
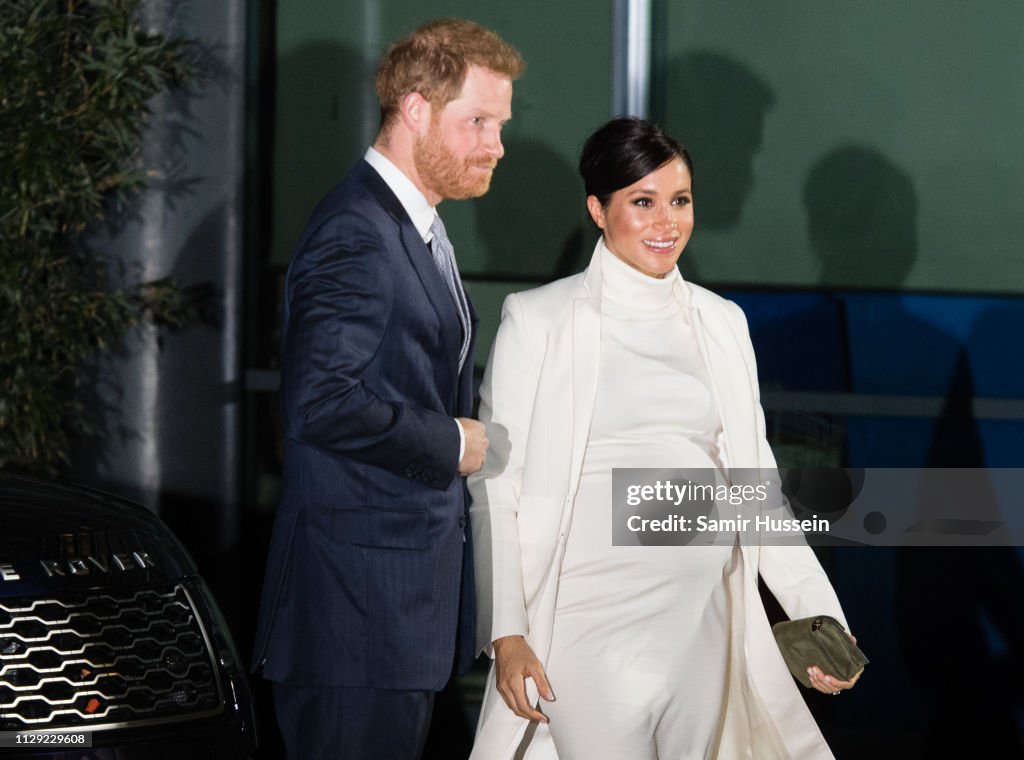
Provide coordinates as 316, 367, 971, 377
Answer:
658, 0, 1024, 294
272, 1, 378, 265
274, 1, 1024, 300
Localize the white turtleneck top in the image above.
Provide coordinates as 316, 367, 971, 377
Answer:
545, 242, 735, 756
584, 242, 722, 471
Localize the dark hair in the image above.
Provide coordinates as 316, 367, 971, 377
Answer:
578, 117, 693, 207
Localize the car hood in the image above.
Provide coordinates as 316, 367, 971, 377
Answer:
0, 473, 197, 597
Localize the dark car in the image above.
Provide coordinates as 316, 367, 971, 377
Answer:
0, 473, 257, 759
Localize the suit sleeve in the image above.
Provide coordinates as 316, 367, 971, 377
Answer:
281, 211, 460, 488
725, 301, 852, 632
468, 293, 537, 655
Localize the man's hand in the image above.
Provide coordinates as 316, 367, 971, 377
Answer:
492, 635, 554, 723
457, 418, 489, 475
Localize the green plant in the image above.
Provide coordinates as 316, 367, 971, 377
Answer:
0, 0, 197, 474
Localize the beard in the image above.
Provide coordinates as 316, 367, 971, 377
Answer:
413, 122, 497, 200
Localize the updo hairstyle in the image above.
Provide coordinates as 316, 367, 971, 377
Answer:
578, 117, 693, 207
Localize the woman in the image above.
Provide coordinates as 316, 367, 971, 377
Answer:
469, 117, 859, 760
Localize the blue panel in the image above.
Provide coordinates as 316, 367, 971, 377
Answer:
723, 289, 1024, 467
965, 299, 1024, 398
844, 294, 967, 395
725, 291, 848, 392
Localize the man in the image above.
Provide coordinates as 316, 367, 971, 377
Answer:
253, 19, 524, 759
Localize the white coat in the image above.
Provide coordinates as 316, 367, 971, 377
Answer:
469, 240, 851, 759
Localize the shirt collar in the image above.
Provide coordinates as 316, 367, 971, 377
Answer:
364, 147, 436, 243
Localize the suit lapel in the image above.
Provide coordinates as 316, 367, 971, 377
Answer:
401, 223, 463, 390
359, 162, 463, 386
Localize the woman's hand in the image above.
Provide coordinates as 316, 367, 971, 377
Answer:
492, 635, 555, 722
807, 633, 863, 695
807, 665, 862, 694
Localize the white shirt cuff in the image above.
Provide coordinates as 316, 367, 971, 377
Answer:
454, 418, 466, 466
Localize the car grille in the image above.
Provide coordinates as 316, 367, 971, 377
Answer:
0, 584, 223, 730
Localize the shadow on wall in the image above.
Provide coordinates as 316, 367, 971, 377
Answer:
794, 145, 1024, 755
274, 41, 369, 263
750, 146, 922, 401
804, 146, 918, 289
474, 135, 591, 280
656, 51, 775, 282
741, 144, 918, 412
659, 51, 774, 228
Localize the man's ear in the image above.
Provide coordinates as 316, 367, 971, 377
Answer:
586, 195, 606, 229
399, 92, 432, 136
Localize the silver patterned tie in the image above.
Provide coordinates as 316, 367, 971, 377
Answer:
429, 214, 471, 372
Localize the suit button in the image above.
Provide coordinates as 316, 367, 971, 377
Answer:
458, 516, 467, 529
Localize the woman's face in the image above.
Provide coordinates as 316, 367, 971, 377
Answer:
587, 157, 694, 279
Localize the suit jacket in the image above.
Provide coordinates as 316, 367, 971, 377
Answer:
253, 159, 477, 690
469, 240, 849, 759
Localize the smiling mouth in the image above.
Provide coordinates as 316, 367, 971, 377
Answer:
643, 239, 677, 251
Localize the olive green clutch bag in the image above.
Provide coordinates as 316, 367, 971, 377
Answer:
772, 615, 868, 689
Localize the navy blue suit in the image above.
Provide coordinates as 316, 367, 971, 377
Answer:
254, 160, 478, 753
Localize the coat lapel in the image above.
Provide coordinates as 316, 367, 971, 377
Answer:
687, 295, 762, 473
565, 244, 604, 497
568, 296, 601, 496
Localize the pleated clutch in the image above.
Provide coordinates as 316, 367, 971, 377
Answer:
772, 615, 868, 689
